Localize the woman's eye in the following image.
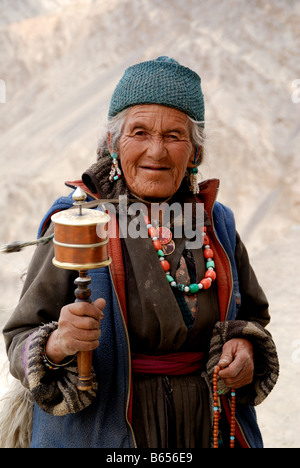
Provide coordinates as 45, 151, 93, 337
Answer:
166, 134, 179, 141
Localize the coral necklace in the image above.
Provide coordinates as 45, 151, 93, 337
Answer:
213, 366, 236, 448
144, 215, 217, 293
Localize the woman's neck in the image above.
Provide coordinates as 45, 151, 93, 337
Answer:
130, 192, 174, 226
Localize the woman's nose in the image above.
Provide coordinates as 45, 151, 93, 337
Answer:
146, 135, 166, 159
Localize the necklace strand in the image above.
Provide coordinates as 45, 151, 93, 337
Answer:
144, 216, 216, 293
213, 366, 236, 448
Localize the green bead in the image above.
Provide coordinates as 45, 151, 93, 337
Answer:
206, 260, 215, 268
177, 284, 185, 291
166, 274, 174, 283
191, 167, 198, 174
111, 152, 118, 159
157, 249, 164, 257
189, 283, 199, 293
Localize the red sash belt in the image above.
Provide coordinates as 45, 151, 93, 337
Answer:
131, 351, 205, 375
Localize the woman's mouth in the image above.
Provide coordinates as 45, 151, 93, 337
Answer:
140, 166, 170, 172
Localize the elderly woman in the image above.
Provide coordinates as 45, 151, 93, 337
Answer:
3, 57, 278, 448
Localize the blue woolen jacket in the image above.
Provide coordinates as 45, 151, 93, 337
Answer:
31, 179, 263, 448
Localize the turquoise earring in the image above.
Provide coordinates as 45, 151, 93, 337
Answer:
109, 152, 122, 182
188, 167, 199, 194
188, 149, 200, 194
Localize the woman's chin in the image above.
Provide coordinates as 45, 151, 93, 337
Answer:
132, 189, 174, 202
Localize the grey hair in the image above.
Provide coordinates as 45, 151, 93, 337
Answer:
97, 108, 130, 158
97, 107, 206, 164
187, 116, 206, 165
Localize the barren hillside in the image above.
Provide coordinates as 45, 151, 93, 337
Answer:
0, 0, 299, 448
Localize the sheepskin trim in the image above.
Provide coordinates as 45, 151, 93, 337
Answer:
0, 379, 33, 448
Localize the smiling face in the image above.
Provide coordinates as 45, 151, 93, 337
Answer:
109, 105, 195, 200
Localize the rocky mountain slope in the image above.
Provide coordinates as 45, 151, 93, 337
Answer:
0, 0, 299, 447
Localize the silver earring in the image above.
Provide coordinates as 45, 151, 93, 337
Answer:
109, 152, 122, 182
188, 167, 199, 194
188, 148, 200, 194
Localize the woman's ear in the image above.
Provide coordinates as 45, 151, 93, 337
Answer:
187, 147, 202, 168
107, 132, 113, 153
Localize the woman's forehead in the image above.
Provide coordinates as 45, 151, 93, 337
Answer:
123, 104, 190, 132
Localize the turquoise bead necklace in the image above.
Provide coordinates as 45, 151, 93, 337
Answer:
144, 215, 217, 294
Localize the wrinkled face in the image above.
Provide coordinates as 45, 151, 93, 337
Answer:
110, 104, 195, 200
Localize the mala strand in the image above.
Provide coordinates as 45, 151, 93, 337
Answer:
213, 366, 236, 448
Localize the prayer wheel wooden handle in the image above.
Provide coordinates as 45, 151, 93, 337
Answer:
51, 187, 111, 391
74, 271, 93, 391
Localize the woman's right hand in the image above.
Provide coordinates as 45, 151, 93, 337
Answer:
45, 298, 106, 364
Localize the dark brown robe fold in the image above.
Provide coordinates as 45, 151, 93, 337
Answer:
122, 208, 219, 448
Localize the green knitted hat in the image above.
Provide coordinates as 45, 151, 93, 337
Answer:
108, 56, 205, 124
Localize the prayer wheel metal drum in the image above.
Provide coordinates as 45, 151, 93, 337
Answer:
51, 188, 111, 391
51, 207, 111, 270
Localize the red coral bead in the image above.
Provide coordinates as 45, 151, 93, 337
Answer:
161, 260, 171, 272
205, 270, 216, 281
152, 240, 162, 251
203, 234, 210, 246
148, 226, 158, 238
203, 248, 214, 259
200, 278, 212, 289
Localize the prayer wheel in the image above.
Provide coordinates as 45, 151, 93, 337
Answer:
51, 187, 111, 391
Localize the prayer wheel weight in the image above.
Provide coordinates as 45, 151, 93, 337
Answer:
51, 188, 111, 390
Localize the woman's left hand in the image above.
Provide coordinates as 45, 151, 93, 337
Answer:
217, 338, 254, 388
